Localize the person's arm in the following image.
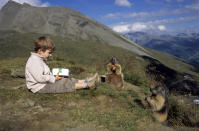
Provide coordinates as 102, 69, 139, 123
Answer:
27, 60, 55, 83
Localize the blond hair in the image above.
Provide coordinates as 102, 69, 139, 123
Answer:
34, 36, 55, 52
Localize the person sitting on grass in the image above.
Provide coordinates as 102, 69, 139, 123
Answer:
25, 36, 100, 93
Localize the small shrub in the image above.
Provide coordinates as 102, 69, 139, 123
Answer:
168, 97, 192, 126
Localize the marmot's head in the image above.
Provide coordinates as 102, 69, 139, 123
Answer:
150, 86, 166, 97
110, 57, 118, 65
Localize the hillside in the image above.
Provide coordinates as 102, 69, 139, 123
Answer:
0, 1, 199, 131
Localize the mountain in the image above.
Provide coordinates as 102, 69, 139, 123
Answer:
0, 0, 148, 56
1, 1, 199, 130
123, 32, 199, 67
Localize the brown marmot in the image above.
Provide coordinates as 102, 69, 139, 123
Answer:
146, 86, 168, 122
106, 57, 124, 89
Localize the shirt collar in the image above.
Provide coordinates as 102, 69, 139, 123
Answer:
31, 52, 44, 60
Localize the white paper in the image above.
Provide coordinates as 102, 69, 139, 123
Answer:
52, 68, 69, 76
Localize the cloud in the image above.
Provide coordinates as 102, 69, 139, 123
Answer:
158, 25, 166, 31
147, 16, 199, 25
173, 25, 199, 34
111, 22, 167, 33
166, 0, 184, 2
112, 24, 130, 33
147, 0, 184, 4
131, 23, 147, 31
185, 1, 199, 11
110, 14, 199, 34
109, 0, 199, 34
104, 8, 190, 20
0, 0, 50, 9
111, 14, 199, 33
115, 0, 132, 7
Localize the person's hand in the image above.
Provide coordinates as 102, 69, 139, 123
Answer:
55, 73, 64, 81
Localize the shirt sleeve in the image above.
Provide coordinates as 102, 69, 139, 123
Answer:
27, 59, 55, 83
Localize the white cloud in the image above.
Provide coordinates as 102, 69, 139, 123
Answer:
104, 8, 190, 20
115, 0, 132, 7
131, 23, 147, 31
109, 0, 199, 34
0, 0, 50, 9
158, 25, 166, 31
186, 1, 199, 11
112, 22, 167, 33
112, 24, 130, 33
147, 16, 199, 25
104, 0, 199, 20
110, 14, 199, 34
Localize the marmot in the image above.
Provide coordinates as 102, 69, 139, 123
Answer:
146, 86, 168, 122
106, 57, 124, 89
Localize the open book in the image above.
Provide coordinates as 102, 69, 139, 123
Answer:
52, 68, 69, 77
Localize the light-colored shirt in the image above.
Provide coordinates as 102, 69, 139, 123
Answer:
25, 52, 55, 93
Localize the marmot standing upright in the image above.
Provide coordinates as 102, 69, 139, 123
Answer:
146, 86, 168, 122
106, 57, 124, 89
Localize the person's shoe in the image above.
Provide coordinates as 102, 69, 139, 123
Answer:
86, 73, 100, 89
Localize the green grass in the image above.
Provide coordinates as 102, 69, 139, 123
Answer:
124, 72, 143, 86
149, 49, 199, 78
0, 82, 152, 130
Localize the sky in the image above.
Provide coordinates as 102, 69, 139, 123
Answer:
0, 0, 199, 35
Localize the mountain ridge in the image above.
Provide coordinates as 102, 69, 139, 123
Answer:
0, 1, 149, 56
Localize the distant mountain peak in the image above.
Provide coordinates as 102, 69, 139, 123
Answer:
7, 0, 18, 4
3, 0, 21, 7
1, 0, 22, 11
22, 2, 32, 7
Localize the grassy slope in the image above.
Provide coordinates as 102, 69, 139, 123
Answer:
149, 49, 199, 77
0, 30, 199, 130
0, 30, 152, 130
0, 82, 152, 131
